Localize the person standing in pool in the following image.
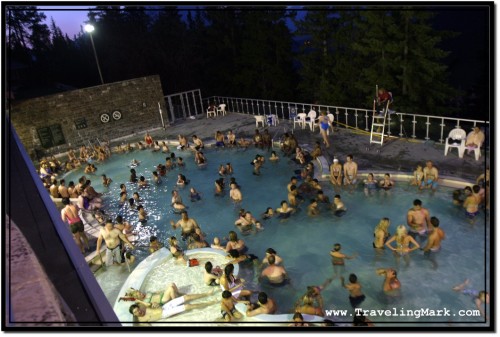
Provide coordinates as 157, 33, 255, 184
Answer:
260, 255, 288, 285
421, 217, 446, 269
373, 218, 391, 249
96, 221, 135, 267
406, 199, 431, 241
170, 211, 200, 241
340, 273, 366, 309
385, 225, 420, 267
332, 194, 347, 217
330, 243, 357, 278
463, 186, 480, 224
225, 231, 246, 253
376, 268, 401, 297
229, 182, 243, 203
276, 200, 295, 219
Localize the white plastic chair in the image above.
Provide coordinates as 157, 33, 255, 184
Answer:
207, 107, 216, 118
326, 113, 335, 135
293, 113, 307, 129
305, 109, 317, 131
266, 114, 279, 126
255, 115, 265, 128
216, 104, 226, 117
444, 128, 466, 158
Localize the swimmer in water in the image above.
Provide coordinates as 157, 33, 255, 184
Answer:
376, 268, 401, 296
276, 200, 295, 219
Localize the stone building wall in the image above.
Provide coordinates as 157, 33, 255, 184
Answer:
10, 75, 167, 158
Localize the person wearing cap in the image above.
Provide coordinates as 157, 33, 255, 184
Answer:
329, 158, 343, 188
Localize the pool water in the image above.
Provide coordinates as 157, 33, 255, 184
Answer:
64, 147, 489, 325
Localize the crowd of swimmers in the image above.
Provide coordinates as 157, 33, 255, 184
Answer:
45, 127, 489, 326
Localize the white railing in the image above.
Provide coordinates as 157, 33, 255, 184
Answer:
202, 96, 489, 146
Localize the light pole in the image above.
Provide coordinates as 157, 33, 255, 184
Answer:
84, 24, 104, 85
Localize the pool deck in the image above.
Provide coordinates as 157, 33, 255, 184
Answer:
8, 112, 489, 327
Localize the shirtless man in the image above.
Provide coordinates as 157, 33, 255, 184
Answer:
61, 198, 89, 253
58, 179, 69, 198
276, 200, 295, 219
307, 199, 320, 217
463, 187, 480, 224
234, 211, 256, 228
245, 292, 277, 317
420, 160, 439, 191
128, 284, 217, 323
260, 255, 288, 285
229, 182, 243, 203
340, 274, 366, 309
406, 199, 431, 240
287, 177, 298, 193
329, 158, 343, 188
170, 211, 200, 241
261, 248, 283, 266
288, 185, 300, 207
96, 221, 135, 266
343, 154, 358, 187
376, 268, 401, 296
332, 194, 347, 217
192, 135, 204, 151
422, 217, 446, 269
49, 179, 59, 198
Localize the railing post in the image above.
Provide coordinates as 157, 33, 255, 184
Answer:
399, 113, 404, 137
365, 111, 370, 132
168, 96, 175, 123
354, 109, 359, 129
180, 94, 187, 119
425, 116, 431, 140
246, 100, 249, 114
411, 115, 417, 139
344, 109, 349, 128
439, 118, 446, 143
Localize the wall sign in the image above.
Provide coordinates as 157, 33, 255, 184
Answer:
112, 110, 122, 120
37, 124, 66, 149
100, 113, 110, 123
74, 117, 87, 130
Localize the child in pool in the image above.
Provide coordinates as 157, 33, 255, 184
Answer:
211, 237, 225, 250
190, 187, 202, 202
411, 165, 424, 186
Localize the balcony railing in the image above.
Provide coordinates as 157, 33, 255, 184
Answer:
201, 96, 489, 147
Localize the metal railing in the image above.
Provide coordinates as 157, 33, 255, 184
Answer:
202, 96, 489, 147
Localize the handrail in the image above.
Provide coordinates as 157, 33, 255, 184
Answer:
202, 96, 489, 146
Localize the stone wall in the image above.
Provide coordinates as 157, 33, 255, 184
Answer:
10, 75, 166, 159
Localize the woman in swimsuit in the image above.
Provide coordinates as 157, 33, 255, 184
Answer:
373, 217, 391, 249
379, 173, 395, 191
364, 173, 378, 196
168, 237, 186, 263
225, 231, 246, 253
318, 111, 331, 148
385, 225, 420, 266
61, 197, 89, 253
219, 263, 252, 298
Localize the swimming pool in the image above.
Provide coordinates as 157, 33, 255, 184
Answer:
63, 146, 489, 326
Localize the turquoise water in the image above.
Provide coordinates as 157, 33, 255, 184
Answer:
64, 147, 489, 325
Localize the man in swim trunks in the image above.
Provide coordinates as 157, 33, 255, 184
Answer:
170, 211, 200, 241
332, 194, 347, 217
463, 186, 481, 224
129, 284, 217, 322
420, 160, 439, 191
260, 255, 288, 285
340, 273, 366, 308
245, 292, 277, 316
376, 268, 401, 296
421, 217, 446, 269
330, 243, 357, 278
61, 197, 89, 253
343, 154, 358, 188
96, 221, 135, 266
220, 290, 247, 321
406, 199, 431, 241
